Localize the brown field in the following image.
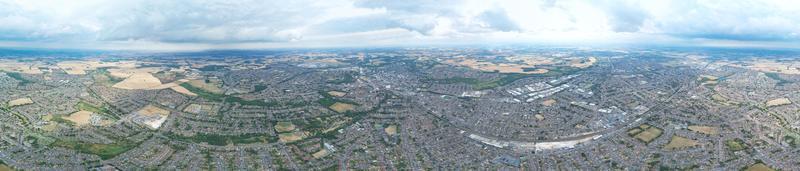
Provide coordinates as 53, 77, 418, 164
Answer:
275, 122, 296, 133
278, 131, 306, 143
745, 163, 775, 171
327, 91, 347, 97
329, 102, 356, 113
663, 136, 699, 150
385, 125, 397, 135
187, 79, 223, 94
64, 111, 94, 126
312, 149, 329, 159
766, 98, 791, 107
688, 125, 719, 135
7, 98, 33, 107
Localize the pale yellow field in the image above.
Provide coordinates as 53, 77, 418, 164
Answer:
278, 131, 306, 143
138, 105, 170, 116
542, 99, 557, 106
112, 73, 163, 89
688, 125, 719, 135
64, 111, 94, 126
57, 61, 137, 75
384, 125, 397, 135
663, 136, 699, 150
766, 98, 791, 107
170, 86, 197, 96
733, 60, 800, 75
444, 58, 550, 74
746, 163, 775, 171
7, 98, 33, 107
312, 149, 329, 159
329, 102, 355, 113
327, 91, 347, 97
0, 60, 44, 74
570, 57, 597, 68
534, 114, 545, 121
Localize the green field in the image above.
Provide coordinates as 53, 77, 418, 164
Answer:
167, 133, 277, 146
50, 139, 139, 160
3, 72, 33, 86
725, 138, 747, 151
74, 101, 118, 120
764, 72, 791, 86
180, 83, 304, 107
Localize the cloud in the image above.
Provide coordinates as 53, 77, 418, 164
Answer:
0, 0, 798, 50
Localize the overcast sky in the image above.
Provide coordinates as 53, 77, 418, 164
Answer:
1, 0, 799, 51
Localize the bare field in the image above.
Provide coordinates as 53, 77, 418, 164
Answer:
170, 85, 197, 96
112, 73, 163, 89
542, 99, 557, 106
688, 125, 719, 135
312, 149, 329, 159
278, 131, 306, 143
385, 125, 397, 135
64, 111, 94, 126
766, 98, 791, 107
7, 98, 33, 107
327, 91, 347, 97
329, 102, 356, 113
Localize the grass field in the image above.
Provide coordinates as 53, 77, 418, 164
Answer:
167, 133, 275, 146
663, 136, 699, 150
725, 139, 747, 151
4, 72, 33, 86
50, 139, 139, 160
180, 83, 304, 107
75, 101, 118, 120
746, 163, 775, 171
629, 124, 663, 143
275, 122, 296, 133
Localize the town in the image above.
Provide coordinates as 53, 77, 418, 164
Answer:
0, 47, 798, 170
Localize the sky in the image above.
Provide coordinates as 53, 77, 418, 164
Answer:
0, 0, 799, 51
